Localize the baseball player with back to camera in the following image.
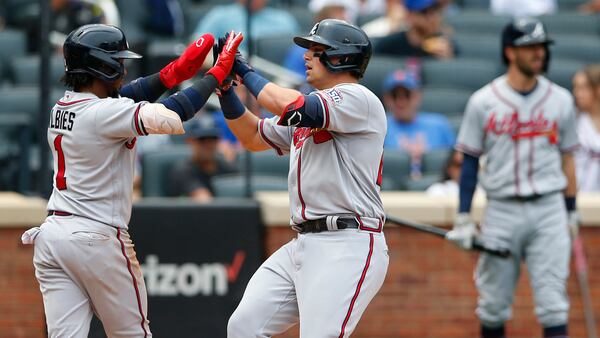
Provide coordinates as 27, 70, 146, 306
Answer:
20, 24, 243, 337
446, 18, 579, 338
216, 19, 389, 337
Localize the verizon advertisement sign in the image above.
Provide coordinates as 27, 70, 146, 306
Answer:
142, 250, 246, 297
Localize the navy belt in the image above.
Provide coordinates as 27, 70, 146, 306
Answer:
297, 217, 359, 233
504, 194, 544, 202
47, 210, 72, 216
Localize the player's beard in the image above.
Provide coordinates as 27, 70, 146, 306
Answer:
515, 56, 543, 78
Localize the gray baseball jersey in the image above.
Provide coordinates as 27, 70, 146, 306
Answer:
456, 75, 579, 198
456, 75, 578, 328
228, 82, 389, 338
259, 83, 387, 229
47, 91, 148, 228
23, 90, 154, 338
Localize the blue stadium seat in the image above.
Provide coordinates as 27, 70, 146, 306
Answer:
423, 149, 452, 176
287, 6, 315, 32
0, 29, 27, 78
236, 151, 290, 178
141, 145, 192, 197
556, 0, 589, 10
382, 149, 411, 190
458, 0, 489, 10
551, 34, 600, 64
422, 58, 500, 91
212, 173, 288, 197
420, 87, 472, 117
546, 59, 585, 91
404, 174, 440, 191
541, 13, 600, 35
455, 34, 501, 62
9, 56, 66, 87
359, 56, 407, 99
0, 114, 32, 193
254, 34, 296, 64
446, 11, 511, 35
185, 4, 216, 37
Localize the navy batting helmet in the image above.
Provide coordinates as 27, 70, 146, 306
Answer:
64, 24, 142, 82
501, 17, 553, 71
293, 19, 372, 78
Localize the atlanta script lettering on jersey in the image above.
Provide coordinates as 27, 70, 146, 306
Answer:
50, 109, 76, 131
293, 127, 333, 149
485, 111, 558, 144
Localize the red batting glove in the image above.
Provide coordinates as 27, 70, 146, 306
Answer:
159, 33, 215, 89
206, 31, 243, 85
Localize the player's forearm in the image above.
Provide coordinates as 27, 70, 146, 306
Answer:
219, 88, 269, 152
225, 112, 268, 152
562, 153, 577, 198
241, 71, 301, 116
256, 83, 303, 117
120, 73, 168, 103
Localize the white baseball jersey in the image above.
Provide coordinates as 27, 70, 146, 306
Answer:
258, 83, 387, 230
47, 91, 149, 228
575, 112, 600, 192
456, 75, 579, 198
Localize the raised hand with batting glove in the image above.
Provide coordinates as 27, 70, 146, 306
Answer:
159, 34, 215, 89
206, 31, 244, 85
446, 212, 477, 250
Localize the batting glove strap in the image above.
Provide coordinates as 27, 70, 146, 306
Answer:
446, 212, 477, 250
160, 34, 215, 89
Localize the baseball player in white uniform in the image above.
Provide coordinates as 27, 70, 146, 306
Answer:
447, 18, 579, 338
216, 19, 389, 337
20, 24, 243, 337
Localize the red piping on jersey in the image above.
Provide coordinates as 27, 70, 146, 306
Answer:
376, 155, 384, 187
491, 82, 521, 195
117, 229, 148, 338
56, 98, 91, 106
316, 92, 330, 129
339, 233, 374, 338
133, 104, 146, 136
259, 119, 284, 156
297, 149, 307, 220
527, 84, 553, 195
125, 138, 137, 149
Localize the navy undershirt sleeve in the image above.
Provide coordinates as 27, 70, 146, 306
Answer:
459, 153, 479, 213
120, 73, 167, 103
160, 75, 218, 122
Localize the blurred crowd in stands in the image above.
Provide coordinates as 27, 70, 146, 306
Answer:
0, 0, 599, 200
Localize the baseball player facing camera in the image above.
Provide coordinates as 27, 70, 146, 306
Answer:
216, 19, 389, 337
21, 24, 242, 337
447, 18, 579, 338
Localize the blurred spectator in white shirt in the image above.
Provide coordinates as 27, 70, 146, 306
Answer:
572, 65, 600, 192
491, 0, 556, 17
361, 0, 407, 38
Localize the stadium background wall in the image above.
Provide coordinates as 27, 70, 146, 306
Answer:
1, 192, 599, 338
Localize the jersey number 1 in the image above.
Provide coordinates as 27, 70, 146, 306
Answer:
53, 135, 67, 190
